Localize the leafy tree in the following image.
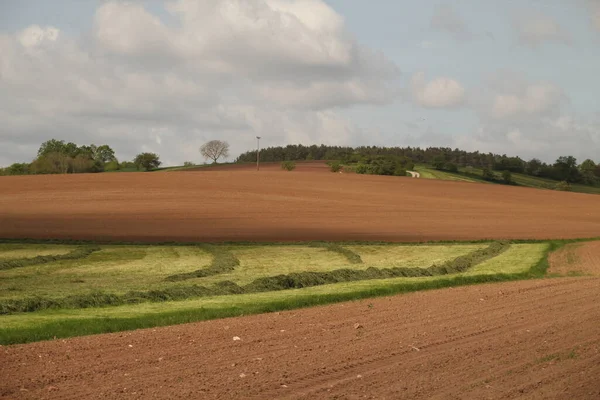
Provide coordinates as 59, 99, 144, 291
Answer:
433, 155, 446, 170
553, 156, 580, 183
200, 140, 230, 164
525, 158, 543, 176
134, 153, 161, 171
579, 159, 596, 173
37, 139, 67, 157
95, 145, 116, 163
5, 163, 30, 175
72, 154, 94, 173
183, 161, 195, 167
501, 170, 512, 184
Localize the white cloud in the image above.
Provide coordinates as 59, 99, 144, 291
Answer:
431, 4, 470, 40
0, 0, 399, 166
410, 72, 466, 108
17, 25, 59, 48
514, 12, 570, 47
490, 83, 563, 119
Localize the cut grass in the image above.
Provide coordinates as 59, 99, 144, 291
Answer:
0, 246, 211, 299
0, 243, 507, 314
348, 244, 487, 268
0, 243, 489, 302
0, 246, 100, 271
0, 241, 550, 344
0, 244, 78, 260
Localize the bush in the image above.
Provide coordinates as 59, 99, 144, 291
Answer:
482, 168, 496, 181
328, 161, 342, 173
104, 161, 120, 171
183, 161, 195, 167
445, 163, 458, 173
355, 163, 368, 174
555, 181, 572, 191
393, 167, 407, 177
281, 161, 296, 171
502, 170, 512, 184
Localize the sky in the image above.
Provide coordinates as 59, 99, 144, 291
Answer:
0, 0, 599, 167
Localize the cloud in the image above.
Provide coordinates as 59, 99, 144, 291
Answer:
514, 12, 571, 47
0, 0, 399, 166
453, 114, 600, 163
410, 72, 466, 108
490, 83, 563, 119
455, 70, 598, 163
431, 4, 471, 40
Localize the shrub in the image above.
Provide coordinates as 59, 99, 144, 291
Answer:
482, 168, 496, 181
393, 167, 407, 176
183, 161, 195, 167
281, 161, 296, 171
502, 170, 512, 184
328, 161, 342, 173
555, 181, 572, 191
104, 161, 120, 171
355, 163, 368, 174
445, 163, 458, 173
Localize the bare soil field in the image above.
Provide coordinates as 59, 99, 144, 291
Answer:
1, 277, 599, 399
0, 171, 599, 242
549, 241, 600, 276
187, 160, 333, 173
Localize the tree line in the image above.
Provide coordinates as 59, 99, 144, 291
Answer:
0, 139, 162, 175
236, 144, 600, 185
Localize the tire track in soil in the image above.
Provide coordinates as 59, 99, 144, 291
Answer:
2, 277, 600, 399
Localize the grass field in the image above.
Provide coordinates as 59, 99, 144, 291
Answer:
0, 240, 557, 344
415, 164, 600, 195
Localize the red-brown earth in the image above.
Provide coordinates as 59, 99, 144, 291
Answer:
0, 168, 599, 242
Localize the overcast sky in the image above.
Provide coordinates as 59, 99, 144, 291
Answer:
1, 0, 599, 166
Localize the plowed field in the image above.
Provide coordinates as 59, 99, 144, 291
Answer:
0, 170, 599, 242
2, 277, 599, 399
549, 241, 600, 276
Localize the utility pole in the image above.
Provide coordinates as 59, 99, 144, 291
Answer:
256, 136, 261, 171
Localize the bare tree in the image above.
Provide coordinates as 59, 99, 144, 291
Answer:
200, 140, 230, 164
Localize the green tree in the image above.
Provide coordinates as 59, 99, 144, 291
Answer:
37, 139, 66, 157
433, 155, 446, 170
554, 156, 580, 183
501, 170, 512, 184
134, 153, 161, 171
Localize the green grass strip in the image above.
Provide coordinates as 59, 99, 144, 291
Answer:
0, 272, 532, 345
164, 245, 240, 282
0, 246, 101, 271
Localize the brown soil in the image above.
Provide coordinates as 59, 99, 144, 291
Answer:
549, 241, 600, 276
187, 160, 334, 173
0, 170, 599, 242
2, 277, 599, 399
